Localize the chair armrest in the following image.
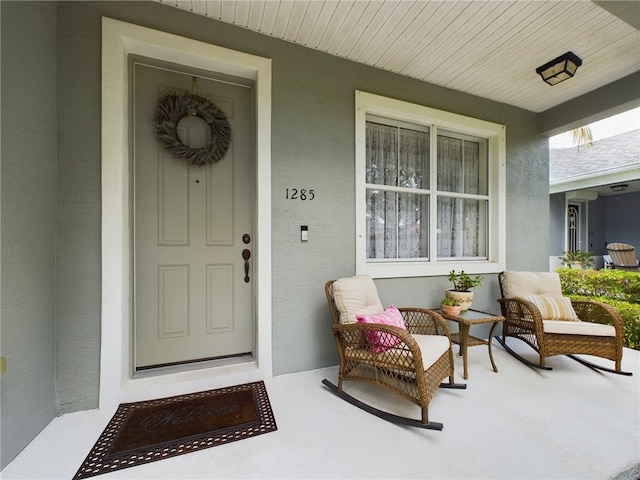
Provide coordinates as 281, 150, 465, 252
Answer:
571, 300, 625, 336
399, 307, 451, 339
332, 322, 426, 366
498, 297, 545, 330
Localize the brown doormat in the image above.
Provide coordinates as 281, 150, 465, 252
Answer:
73, 381, 277, 479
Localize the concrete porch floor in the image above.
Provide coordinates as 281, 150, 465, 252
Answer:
3, 341, 639, 480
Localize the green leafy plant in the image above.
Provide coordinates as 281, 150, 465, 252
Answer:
558, 268, 640, 303
559, 249, 594, 268
440, 297, 461, 306
448, 270, 484, 292
557, 268, 640, 350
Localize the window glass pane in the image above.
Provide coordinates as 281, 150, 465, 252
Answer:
366, 121, 429, 188
437, 132, 487, 195
366, 122, 397, 186
367, 189, 428, 259
399, 127, 429, 189
437, 197, 487, 258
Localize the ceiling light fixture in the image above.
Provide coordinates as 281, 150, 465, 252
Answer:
610, 184, 628, 192
536, 51, 582, 86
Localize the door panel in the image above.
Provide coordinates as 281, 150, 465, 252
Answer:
158, 153, 190, 245
133, 63, 254, 369
158, 265, 190, 337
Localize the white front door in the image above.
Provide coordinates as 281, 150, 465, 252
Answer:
133, 62, 254, 369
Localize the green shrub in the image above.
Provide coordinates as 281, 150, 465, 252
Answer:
557, 268, 640, 350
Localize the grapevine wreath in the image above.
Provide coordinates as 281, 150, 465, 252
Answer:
153, 92, 232, 167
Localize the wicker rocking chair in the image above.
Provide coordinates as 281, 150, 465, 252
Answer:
606, 243, 639, 270
496, 271, 631, 376
323, 276, 466, 430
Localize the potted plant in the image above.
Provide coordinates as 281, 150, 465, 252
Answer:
445, 270, 484, 311
440, 297, 462, 316
559, 250, 594, 269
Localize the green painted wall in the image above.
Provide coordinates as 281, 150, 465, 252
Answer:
2, 0, 555, 467
53, 0, 547, 401
1, 1, 58, 468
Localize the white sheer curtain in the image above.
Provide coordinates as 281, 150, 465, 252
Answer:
437, 133, 486, 258
366, 121, 429, 260
365, 122, 487, 261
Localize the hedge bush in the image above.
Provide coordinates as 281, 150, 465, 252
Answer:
557, 268, 640, 350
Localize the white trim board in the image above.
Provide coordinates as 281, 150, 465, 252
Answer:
550, 164, 640, 194
100, 17, 272, 408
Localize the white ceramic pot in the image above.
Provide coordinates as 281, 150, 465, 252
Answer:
445, 290, 474, 311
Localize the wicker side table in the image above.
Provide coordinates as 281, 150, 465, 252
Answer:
437, 308, 505, 379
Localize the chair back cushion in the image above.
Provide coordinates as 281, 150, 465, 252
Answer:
606, 243, 638, 267
332, 275, 384, 324
502, 271, 563, 297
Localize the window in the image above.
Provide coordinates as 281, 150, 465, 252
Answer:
355, 91, 506, 278
365, 118, 430, 261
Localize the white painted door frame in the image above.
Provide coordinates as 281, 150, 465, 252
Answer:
100, 17, 272, 408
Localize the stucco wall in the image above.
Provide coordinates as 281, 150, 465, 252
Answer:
0, 1, 58, 468
0, 0, 552, 430
51, 1, 548, 411
588, 196, 607, 256
549, 193, 566, 256
55, 1, 103, 414
604, 191, 640, 249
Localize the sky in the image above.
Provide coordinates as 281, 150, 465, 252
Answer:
549, 107, 640, 149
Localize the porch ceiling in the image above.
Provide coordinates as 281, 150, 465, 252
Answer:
156, 0, 640, 113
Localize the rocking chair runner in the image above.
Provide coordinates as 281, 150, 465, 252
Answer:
324, 276, 465, 430
496, 271, 631, 376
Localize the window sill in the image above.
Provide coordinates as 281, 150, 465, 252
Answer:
357, 260, 505, 279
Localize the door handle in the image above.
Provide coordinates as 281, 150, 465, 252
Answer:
242, 249, 251, 283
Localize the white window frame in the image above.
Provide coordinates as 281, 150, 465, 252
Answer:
355, 91, 506, 278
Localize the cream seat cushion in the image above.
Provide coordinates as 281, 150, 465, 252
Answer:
543, 320, 616, 337
413, 335, 451, 369
345, 334, 450, 370
332, 275, 384, 324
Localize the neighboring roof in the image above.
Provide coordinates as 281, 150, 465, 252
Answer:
550, 129, 639, 183
549, 129, 640, 195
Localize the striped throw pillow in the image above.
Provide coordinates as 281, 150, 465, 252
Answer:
520, 295, 578, 321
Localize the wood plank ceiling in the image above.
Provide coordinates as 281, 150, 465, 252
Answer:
157, 0, 640, 113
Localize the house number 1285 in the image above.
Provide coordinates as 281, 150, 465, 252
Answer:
285, 188, 315, 200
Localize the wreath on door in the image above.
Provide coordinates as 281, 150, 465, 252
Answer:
153, 91, 232, 167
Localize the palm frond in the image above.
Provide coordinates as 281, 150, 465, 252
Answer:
571, 126, 594, 149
